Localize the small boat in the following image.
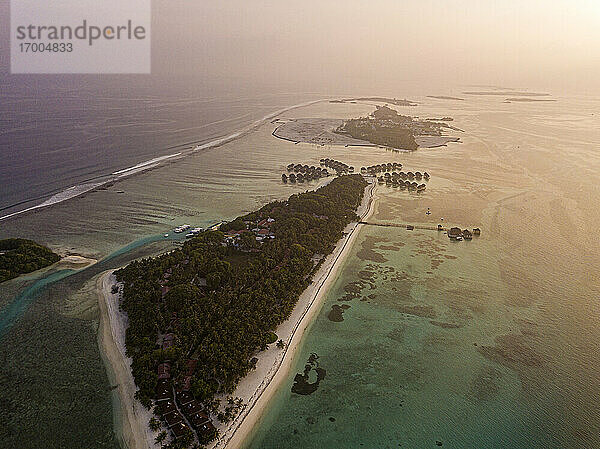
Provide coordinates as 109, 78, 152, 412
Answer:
164, 233, 169, 238
456, 236, 463, 241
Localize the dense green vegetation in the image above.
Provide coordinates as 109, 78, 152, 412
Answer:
335, 105, 418, 150
0, 239, 60, 283
115, 175, 367, 429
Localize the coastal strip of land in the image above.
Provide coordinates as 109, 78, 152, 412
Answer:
98, 270, 159, 449
218, 179, 377, 449
97, 178, 377, 449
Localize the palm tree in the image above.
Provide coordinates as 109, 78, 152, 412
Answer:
149, 417, 161, 431
155, 430, 167, 444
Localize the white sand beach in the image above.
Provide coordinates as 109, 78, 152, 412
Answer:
97, 270, 160, 449
58, 254, 97, 269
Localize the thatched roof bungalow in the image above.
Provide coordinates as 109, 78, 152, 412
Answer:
448, 227, 462, 239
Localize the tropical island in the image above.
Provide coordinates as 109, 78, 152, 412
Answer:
333, 97, 418, 106
334, 105, 459, 150
0, 238, 60, 283
113, 175, 368, 448
273, 105, 460, 149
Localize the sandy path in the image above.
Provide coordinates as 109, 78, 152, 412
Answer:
97, 271, 159, 449
215, 178, 377, 449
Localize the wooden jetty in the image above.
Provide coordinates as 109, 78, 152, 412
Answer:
358, 221, 481, 238
358, 221, 446, 232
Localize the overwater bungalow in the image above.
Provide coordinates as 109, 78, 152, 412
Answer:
448, 227, 462, 239
281, 174, 288, 183
289, 173, 296, 183
423, 172, 430, 180
463, 229, 473, 240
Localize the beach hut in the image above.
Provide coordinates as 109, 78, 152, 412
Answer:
158, 363, 171, 379
158, 399, 177, 416
463, 229, 473, 240
473, 228, 481, 236
169, 422, 190, 440
155, 379, 172, 402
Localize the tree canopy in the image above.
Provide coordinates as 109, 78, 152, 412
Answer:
0, 238, 60, 283
115, 175, 368, 436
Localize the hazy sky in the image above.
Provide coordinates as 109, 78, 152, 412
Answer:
2, 1, 599, 95
149, 0, 600, 95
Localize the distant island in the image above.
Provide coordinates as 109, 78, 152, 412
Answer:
0, 238, 60, 283
504, 97, 557, 103
427, 95, 465, 101
464, 91, 550, 97
334, 97, 418, 106
113, 175, 368, 447
334, 105, 459, 150
273, 105, 460, 150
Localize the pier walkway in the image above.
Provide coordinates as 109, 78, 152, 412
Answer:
358, 221, 445, 231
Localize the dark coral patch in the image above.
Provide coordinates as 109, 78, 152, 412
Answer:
328, 304, 350, 322
292, 353, 326, 395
